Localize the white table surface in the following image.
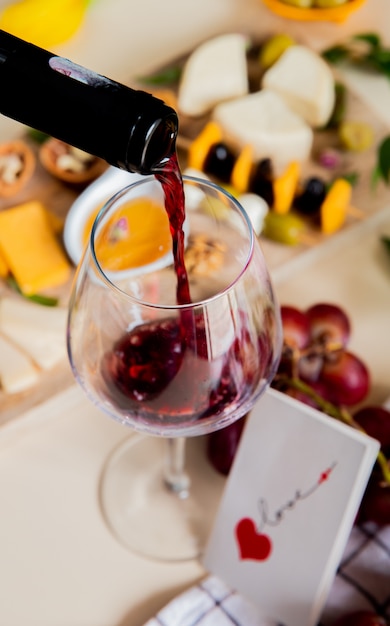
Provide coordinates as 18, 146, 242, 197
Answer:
0, 1, 390, 624
0, 385, 211, 626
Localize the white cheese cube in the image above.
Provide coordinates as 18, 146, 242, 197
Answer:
178, 33, 249, 117
0, 334, 39, 393
0, 323, 67, 370
262, 45, 335, 128
213, 89, 313, 174
0, 297, 68, 371
0, 297, 67, 334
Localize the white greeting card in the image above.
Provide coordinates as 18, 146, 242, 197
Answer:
203, 387, 380, 626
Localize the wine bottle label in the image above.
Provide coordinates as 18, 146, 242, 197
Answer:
49, 56, 114, 88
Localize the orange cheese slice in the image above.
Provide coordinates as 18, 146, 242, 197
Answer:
0, 248, 8, 277
0, 201, 71, 294
320, 178, 352, 235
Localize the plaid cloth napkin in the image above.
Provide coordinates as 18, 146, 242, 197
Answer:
144, 523, 390, 626
320, 522, 390, 624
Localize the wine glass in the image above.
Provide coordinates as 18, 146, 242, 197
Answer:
67, 174, 282, 561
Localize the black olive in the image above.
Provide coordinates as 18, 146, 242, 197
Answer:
249, 158, 274, 206
295, 177, 326, 216
203, 142, 235, 182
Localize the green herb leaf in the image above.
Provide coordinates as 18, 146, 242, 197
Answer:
27, 128, 50, 144
340, 171, 360, 186
137, 66, 182, 85
6, 276, 59, 307
322, 33, 390, 82
353, 33, 381, 49
378, 136, 390, 183
372, 48, 390, 64
322, 45, 348, 64
382, 235, 390, 255
325, 82, 347, 129
26, 294, 59, 307
371, 164, 382, 190
326, 172, 359, 192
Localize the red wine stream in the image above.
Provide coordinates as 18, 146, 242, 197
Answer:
102, 154, 267, 422
154, 153, 191, 307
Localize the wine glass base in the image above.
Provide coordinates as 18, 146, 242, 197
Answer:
99, 434, 225, 562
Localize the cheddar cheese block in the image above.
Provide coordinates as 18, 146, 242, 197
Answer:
0, 249, 8, 278
0, 201, 71, 294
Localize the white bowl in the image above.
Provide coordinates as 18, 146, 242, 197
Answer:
63, 166, 144, 267
64, 167, 195, 281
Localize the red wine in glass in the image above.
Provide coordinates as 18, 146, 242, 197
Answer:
100, 153, 275, 430
102, 310, 274, 426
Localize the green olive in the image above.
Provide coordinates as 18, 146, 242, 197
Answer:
313, 0, 348, 6
279, 0, 313, 7
338, 120, 374, 152
262, 211, 305, 246
259, 34, 296, 69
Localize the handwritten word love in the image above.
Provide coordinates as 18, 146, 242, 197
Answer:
235, 462, 336, 562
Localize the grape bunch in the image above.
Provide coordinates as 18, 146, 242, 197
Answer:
207, 301, 390, 527
354, 404, 390, 526
277, 302, 369, 407
329, 610, 388, 626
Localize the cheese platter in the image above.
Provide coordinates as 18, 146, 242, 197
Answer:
0, 30, 390, 427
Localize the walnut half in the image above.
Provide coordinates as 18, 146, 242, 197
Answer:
39, 138, 107, 185
0, 140, 36, 198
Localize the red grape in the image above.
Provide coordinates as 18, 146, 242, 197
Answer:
330, 610, 388, 626
274, 301, 371, 410
319, 350, 370, 406
358, 471, 390, 526
298, 352, 324, 382
353, 406, 390, 453
280, 305, 311, 350
306, 302, 351, 349
207, 417, 247, 475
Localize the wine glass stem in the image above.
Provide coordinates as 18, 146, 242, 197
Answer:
164, 437, 190, 498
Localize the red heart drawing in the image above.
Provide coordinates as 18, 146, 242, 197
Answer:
235, 517, 272, 561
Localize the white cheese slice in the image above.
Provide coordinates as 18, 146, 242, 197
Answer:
262, 45, 335, 128
0, 297, 67, 334
0, 298, 68, 370
0, 334, 39, 393
177, 33, 249, 117
213, 89, 313, 174
0, 323, 67, 370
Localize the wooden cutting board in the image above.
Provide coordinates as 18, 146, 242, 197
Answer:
1, 42, 390, 427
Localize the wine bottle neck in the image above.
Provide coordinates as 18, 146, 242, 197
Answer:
0, 29, 178, 174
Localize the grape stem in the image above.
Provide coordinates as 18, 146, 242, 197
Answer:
275, 375, 390, 486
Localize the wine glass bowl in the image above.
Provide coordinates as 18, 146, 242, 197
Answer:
68, 176, 281, 437
67, 174, 282, 560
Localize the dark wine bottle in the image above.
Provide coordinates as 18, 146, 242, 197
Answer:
0, 29, 178, 174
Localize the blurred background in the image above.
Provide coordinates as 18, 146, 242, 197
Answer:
0, 0, 389, 140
